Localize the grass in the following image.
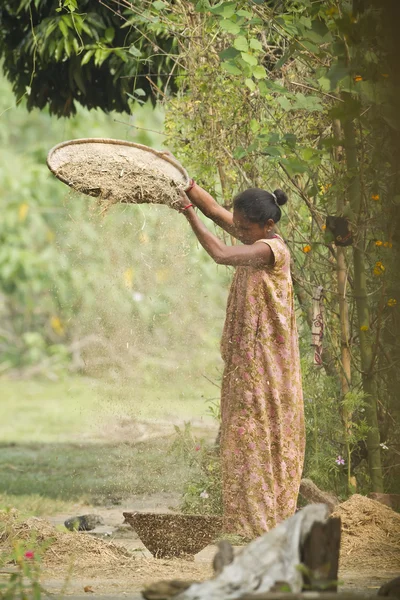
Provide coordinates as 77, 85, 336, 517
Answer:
1, 376, 219, 443
0, 376, 217, 515
0, 439, 194, 506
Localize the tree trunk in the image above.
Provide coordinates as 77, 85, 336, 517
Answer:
342, 113, 383, 492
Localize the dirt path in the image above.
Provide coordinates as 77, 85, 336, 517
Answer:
41, 494, 399, 597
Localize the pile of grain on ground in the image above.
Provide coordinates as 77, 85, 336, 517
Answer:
332, 494, 400, 572
0, 510, 130, 570
57, 158, 182, 210
45, 559, 213, 592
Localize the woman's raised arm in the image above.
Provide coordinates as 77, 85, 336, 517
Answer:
186, 184, 237, 237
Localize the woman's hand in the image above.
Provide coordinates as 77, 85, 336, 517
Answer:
174, 190, 193, 212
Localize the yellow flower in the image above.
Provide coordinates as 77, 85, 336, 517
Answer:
123, 267, 134, 289
46, 230, 55, 243
375, 240, 383, 246
360, 325, 369, 332
371, 194, 380, 201
18, 203, 29, 222
50, 316, 64, 336
354, 75, 363, 82
373, 261, 385, 276
303, 245, 311, 253
388, 242, 393, 248
322, 224, 326, 231
326, 6, 338, 15
387, 298, 397, 307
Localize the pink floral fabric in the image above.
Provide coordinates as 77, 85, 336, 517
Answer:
220, 236, 305, 539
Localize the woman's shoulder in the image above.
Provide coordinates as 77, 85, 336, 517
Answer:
255, 235, 290, 270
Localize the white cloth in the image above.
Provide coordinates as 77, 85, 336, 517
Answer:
179, 504, 330, 600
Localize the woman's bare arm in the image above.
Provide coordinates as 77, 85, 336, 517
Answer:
186, 185, 237, 238
182, 206, 273, 267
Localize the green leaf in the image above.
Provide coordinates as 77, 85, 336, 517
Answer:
301, 40, 320, 54
275, 16, 300, 37
220, 19, 241, 35
237, 9, 253, 17
58, 20, 69, 38
263, 146, 284, 157
250, 119, 259, 133
54, 37, 65, 61
283, 133, 297, 147
277, 96, 292, 111
73, 68, 86, 94
249, 38, 262, 51
221, 61, 242, 75
219, 46, 240, 60
129, 44, 142, 58
195, 0, 211, 12
233, 36, 248, 52
328, 98, 362, 121
104, 27, 115, 43
210, 2, 237, 18
134, 88, 146, 96
153, 0, 167, 10
233, 146, 247, 159
305, 20, 332, 44
245, 78, 256, 91
72, 37, 80, 54
95, 48, 111, 66
263, 80, 289, 93
280, 157, 308, 175
80, 50, 94, 66
292, 93, 323, 112
274, 44, 296, 71
241, 52, 257, 66
252, 65, 266, 79
325, 61, 349, 91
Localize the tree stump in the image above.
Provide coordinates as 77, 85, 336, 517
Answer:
300, 517, 341, 592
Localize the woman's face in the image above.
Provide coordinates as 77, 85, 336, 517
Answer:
233, 209, 272, 245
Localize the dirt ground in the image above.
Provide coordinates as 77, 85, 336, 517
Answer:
29, 493, 398, 597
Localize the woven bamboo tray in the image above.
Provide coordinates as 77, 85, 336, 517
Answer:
123, 512, 223, 558
47, 138, 189, 207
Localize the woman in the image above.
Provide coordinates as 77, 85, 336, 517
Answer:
177, 181, 305, 539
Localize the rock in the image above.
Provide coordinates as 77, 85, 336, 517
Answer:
299, 478, 338, 512
64, 514, 105, 532
212, 540, 234, 576
369, 493, 400, 512
378, 576, 400, 598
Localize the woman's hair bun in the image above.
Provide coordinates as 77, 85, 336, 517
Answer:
273, 189, 288, 207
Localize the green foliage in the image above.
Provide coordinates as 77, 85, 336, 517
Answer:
0, 0, 179, 116
0, 535, 49, 600
169, 422, 222, 516
0, 72, 230, 378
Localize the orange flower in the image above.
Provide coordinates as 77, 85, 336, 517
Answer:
387, 298, 397, 307
354, 75, 363, 82
360, 325, 369, 332
303, 245, 311, 253
322, 224, 326, 231
382, 73, 389, 78
371, 194, 380, 201
375, 240, 383, 247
